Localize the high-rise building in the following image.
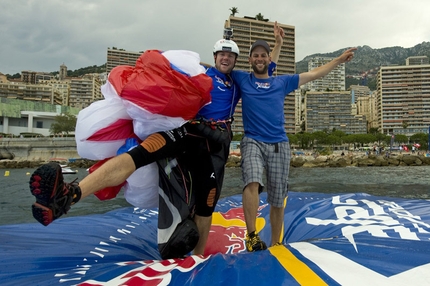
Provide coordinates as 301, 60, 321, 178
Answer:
305, 57, 345, 91
69, 74, 102, 109
106, 47, 142, 74
224, 16, 296, 134
406, 56, 429, 66
376, 58, 430, 136
348, 85, 371, 103
356, 91, 378, 131
305, 91, 367, 134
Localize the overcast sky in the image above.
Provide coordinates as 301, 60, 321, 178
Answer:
1, 0, 429, 75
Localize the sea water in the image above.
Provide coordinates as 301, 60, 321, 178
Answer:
1, 165, 429, 226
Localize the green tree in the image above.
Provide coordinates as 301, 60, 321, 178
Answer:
375, 133, 389, 145
394, 134, 408, 145
232, 133, 243, 141
49, 113, 77, 135
343, 134, 358, 149
287, 134, 298, 146
312, 131, 328, 145
326, 134, 341, 146
255, 13, 266, 21
410, 133, 428, 150
6, 73, 21, 79
229, 7, 238, 16
296, 132, 312, 149
355, 134, 376, 146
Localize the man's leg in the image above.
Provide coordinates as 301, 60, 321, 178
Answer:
243, 182, 267, 252
240, 137, 267, 252
192, 215, 212, 255
266, 141, 290, 246
30, 127, 187, 226
242, 182, 260, 234
79, 153, 136, 199
270, 205, 284, 246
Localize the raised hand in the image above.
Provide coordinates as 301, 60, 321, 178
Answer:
274, 21, 284, 43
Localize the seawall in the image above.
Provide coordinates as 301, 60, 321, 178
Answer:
0, 137, 79, 161
0, 137, 95, 169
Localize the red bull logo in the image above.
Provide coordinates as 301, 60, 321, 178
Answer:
204, 203, 268, 255
78, 256, 210, 285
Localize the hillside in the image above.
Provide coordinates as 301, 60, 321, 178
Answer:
7, 42, 428, 90
53, 42, 430, 81
296, 42, 430, 76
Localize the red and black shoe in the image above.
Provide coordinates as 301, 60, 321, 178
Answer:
29, 162, 82, 226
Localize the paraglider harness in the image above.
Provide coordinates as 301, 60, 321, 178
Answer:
188, 79, 236, 144
188, 117, 233, 144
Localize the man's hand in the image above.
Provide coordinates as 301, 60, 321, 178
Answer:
274, 21, 284, 44
337, 47, 357, 63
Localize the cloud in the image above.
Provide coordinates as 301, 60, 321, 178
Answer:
1, 0, 429, 74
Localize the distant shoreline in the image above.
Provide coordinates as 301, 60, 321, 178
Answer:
1, 137, 429, 169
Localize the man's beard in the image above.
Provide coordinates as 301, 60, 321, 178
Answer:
251, 63, 268, 75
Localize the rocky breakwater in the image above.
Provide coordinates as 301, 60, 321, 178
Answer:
226, 152, 430, 168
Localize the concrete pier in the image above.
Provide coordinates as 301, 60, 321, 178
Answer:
0, 137, 79, 161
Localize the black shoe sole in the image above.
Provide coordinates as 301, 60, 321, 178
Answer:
29, 162, 63, 226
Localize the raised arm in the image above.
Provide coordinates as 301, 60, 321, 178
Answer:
298, 47, 357, 87
270, 21, 284, 64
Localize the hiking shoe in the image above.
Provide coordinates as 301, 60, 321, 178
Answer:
245, 232, 267, 252
29, 162, 82, 226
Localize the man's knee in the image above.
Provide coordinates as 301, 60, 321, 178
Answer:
244, 182, 262, 194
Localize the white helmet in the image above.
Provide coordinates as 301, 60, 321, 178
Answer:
213, 39, 240, 56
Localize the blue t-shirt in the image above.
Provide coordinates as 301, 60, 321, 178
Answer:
198, 63, 277, 122
232, 72, 299, 143
197, 67, 239, 121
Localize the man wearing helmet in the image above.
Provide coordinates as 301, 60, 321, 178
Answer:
28, 23, 282, 257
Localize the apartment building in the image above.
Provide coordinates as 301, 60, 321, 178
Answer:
406, 56, 429, 66
224, 16, 296, 134
21, 71, 54, 84
349, 85, 371, 103
0, 81, 62, 105
305, 57, 346, 91
40, 79, 71, 106
106, 47, 142, 74
69, 74, 102, 109
305, 91, 367, 134
376, 57, 430, 136
356, 91, 378, 131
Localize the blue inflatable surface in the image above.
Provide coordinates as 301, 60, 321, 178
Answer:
2, 192, 430, 285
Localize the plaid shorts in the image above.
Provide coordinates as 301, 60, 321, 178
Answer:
240, 136, 291, 207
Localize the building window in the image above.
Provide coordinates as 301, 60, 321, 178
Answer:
36, 121, 43, 128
